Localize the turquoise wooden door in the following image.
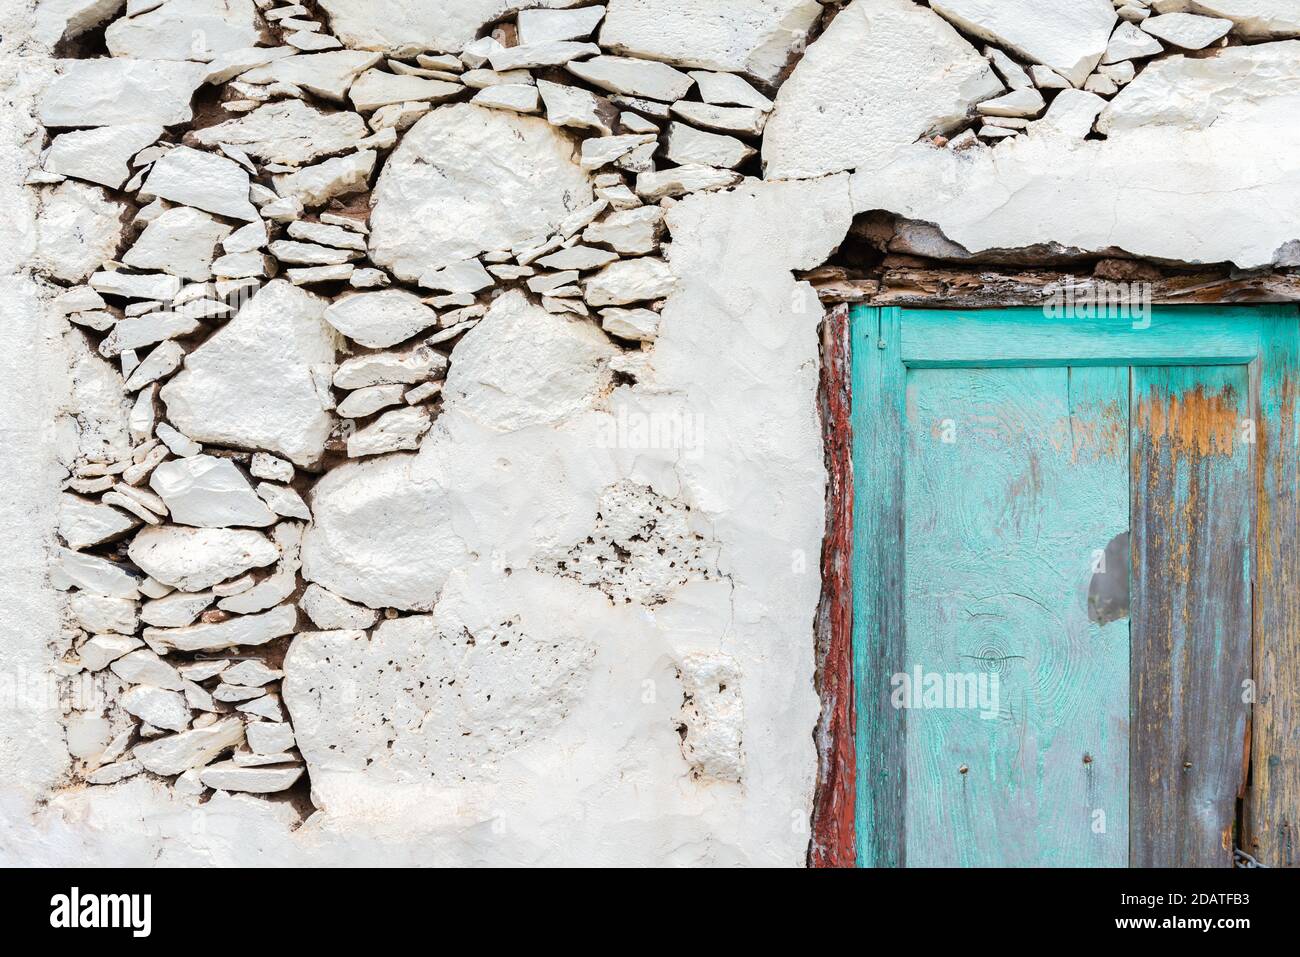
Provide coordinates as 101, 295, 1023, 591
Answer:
850, 306, 1300, 868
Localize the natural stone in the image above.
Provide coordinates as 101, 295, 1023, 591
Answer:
128, 526, 279, 591
333, 344, 447, 389
347, 406, 434, 457
255, 483, 311, 520
600, 306, 660, 341
535, 245, 619, 271
763, 0, 1003, 180
203, 44, 299, 84
377, 105, 590, 282
322, 291, 444, 351
669, 101, 766, 136
1104, 21, 1166, 62
85, 759, 142, 785
78, 634, 144, 672
52, 547, 141, 599
221, 660, 283, 687
59, 494, 138, 549
1141, 11, 1234, 48
120, 686, 190, 732
317, 0, 593, 55
268, 240, 361, 266
929, 0, 1117, 87
663, 122, 755, 169
299, 583, 379, 629
132, 717, 245, 775
273, 150, 376, 207
978, 88, 1046, 118
336, 384, 405, 419
141, 146, 259, 221
43, 124, 162, 190
160, 280, 339, 469
69, 592, 139, 634
149, 455, 277, 528
199, 761, 303, 792
34, 0, 124, 47
1098, 41, 1300, 133
122, 206, 233, 282
537, 79, 617, 134
598, 0, 822, 84
488, 41, 601, 71
89, 271, 182, 302
635, 165, 742, 200
582, 205, 664, 254
239, 50, 382, 101
689, 70, 773, 110
566, 55, 694, 102
419, 257, 494, 293
1178, 1, 1300, 38
216, 567, 297, 612
348, 70, 463, 111
443, 290, 615, 430
1034, 89, 1107, 139
41, 58, 206, 127
98, 314, 201, 358
987, 47, 1033, 91
111, 649, 185, 691
301, 453, 465, 610
370, 104, 592, 281
471, 84, 541, 114
518, 6, 607, 44
190, 100, 369, 166
143, 603, 297, 653
583, 256, 676, 306
105, 0, 261, 61
141, 590, 215, 627
246, 721, 296, 754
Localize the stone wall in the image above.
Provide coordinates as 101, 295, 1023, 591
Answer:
3, 0, 1298, 866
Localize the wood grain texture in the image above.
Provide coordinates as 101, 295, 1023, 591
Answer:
902, 366, 1130, 866
902, 307, 1266, 369
1246, 311, 1300, 867
850, 306, 907, 868
864, 267, 1300, 310
1131, 365, 1253, 868
848, 306, 1300, 867
810, 303, 856, 868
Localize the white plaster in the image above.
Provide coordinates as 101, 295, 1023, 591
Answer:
9, 0, 1300, 873
763, 0, 1004, 180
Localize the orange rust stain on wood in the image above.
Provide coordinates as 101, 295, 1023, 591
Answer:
1135, 384, 1241, 457
1046, 399, 1126, 462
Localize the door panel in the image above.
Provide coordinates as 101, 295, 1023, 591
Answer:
903, 366, 1130, 867
1130, 365, 1253, 867
851, 305, 1300, 868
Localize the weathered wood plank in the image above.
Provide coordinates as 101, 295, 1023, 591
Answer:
850, 305, 907, 867
1246, 310, 1300, 867
866, 268, 1300, 309
901, 307, 1266, 369
1131, 365, 1253, 867
810, 304, 856, 868
903, 366, 1130, 866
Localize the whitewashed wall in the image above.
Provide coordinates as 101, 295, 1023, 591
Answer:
4, 0, 1298, 866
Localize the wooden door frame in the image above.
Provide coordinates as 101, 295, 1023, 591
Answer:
810, 303, 1300, 868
